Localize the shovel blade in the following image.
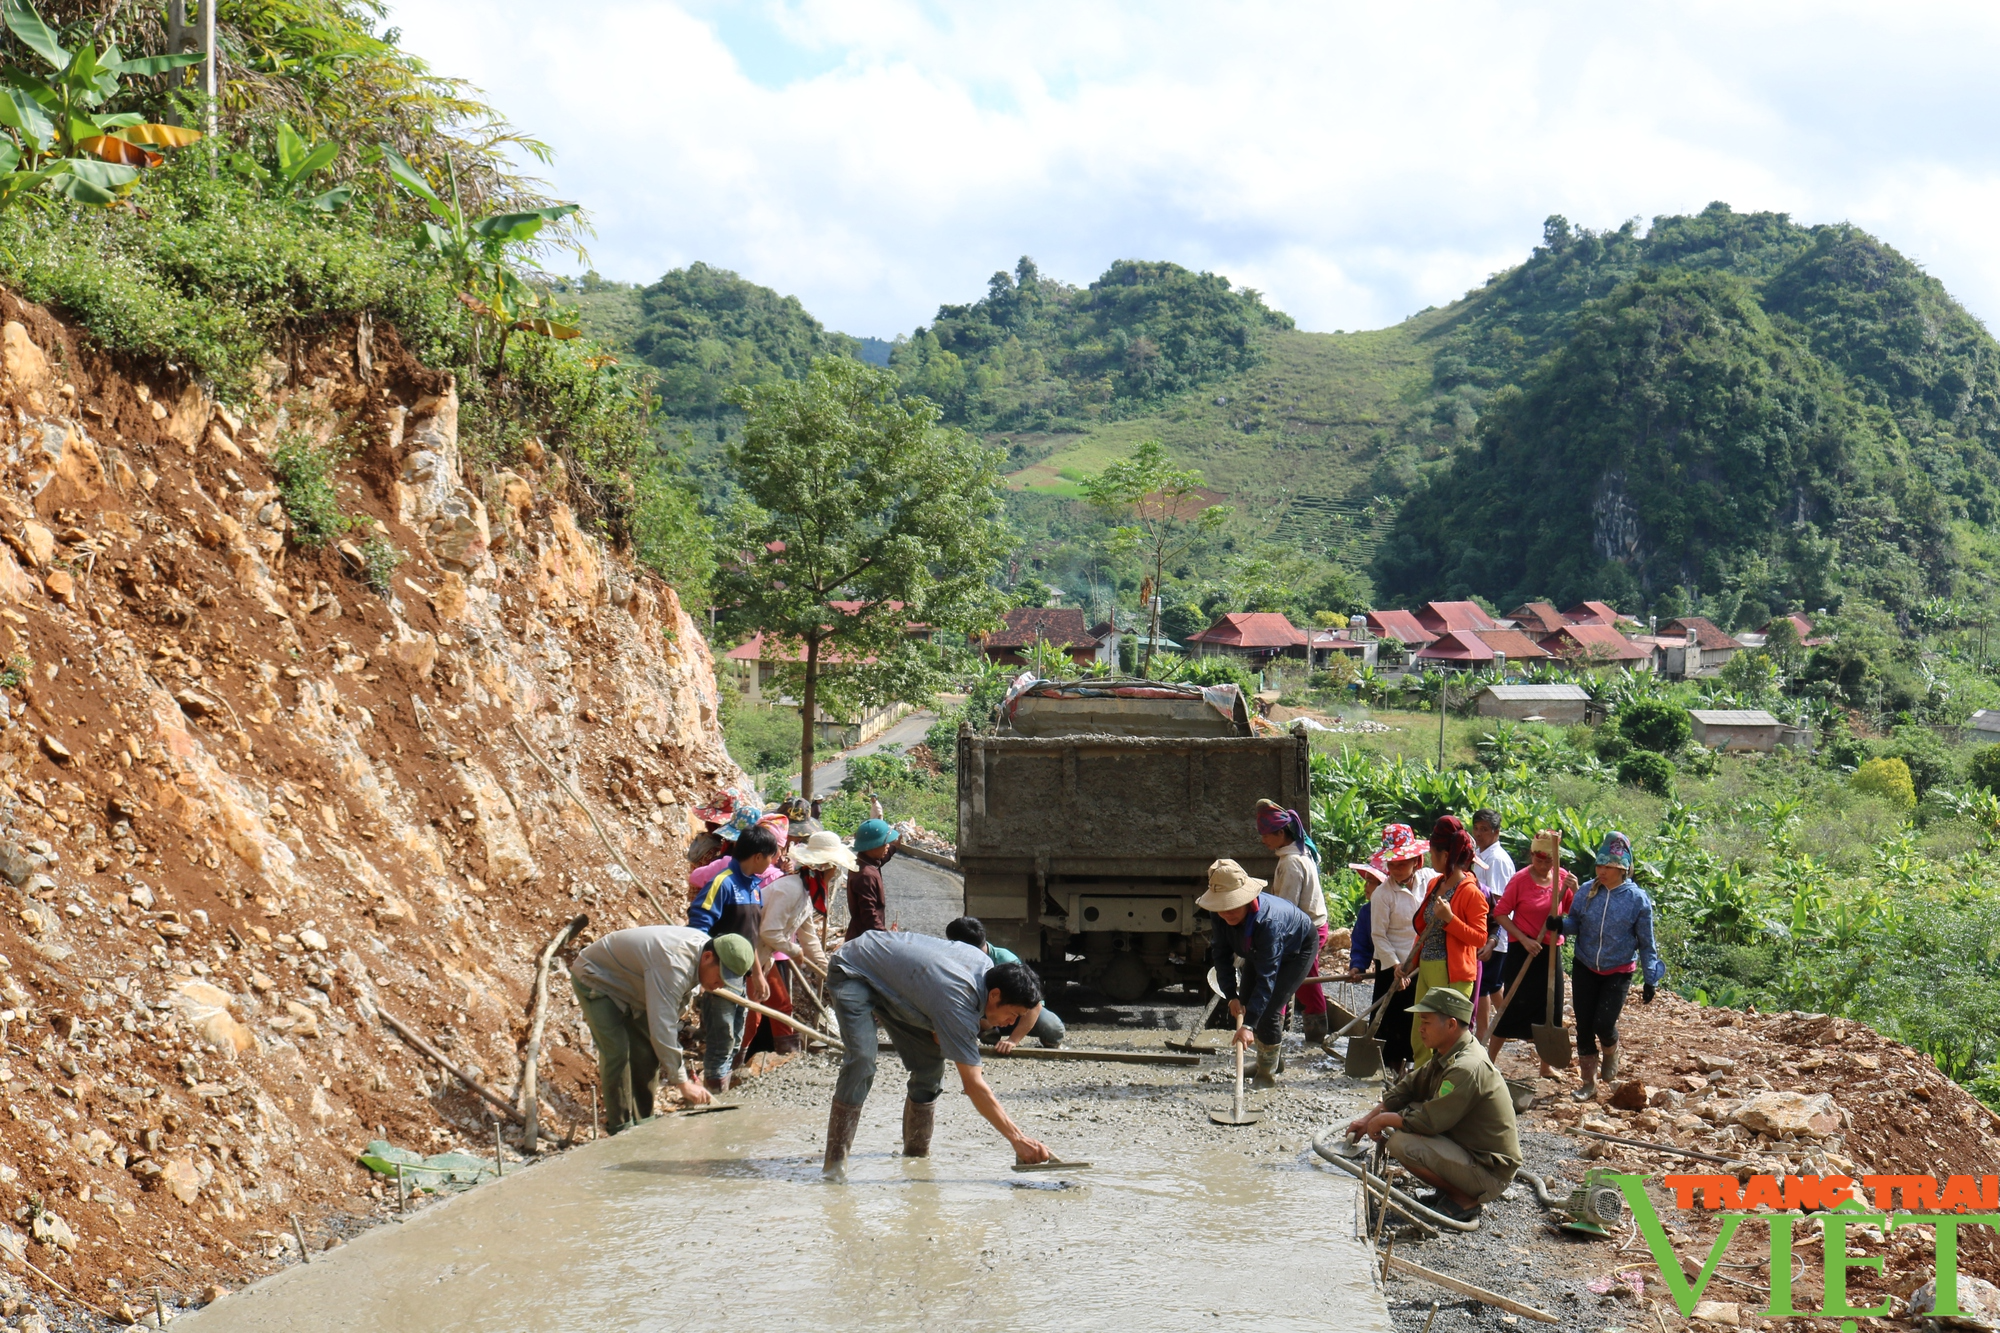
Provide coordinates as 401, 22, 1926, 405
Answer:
1532, 1023, 1573, 1069
1324, 1000, 1359, 1032
1343, 1036, 1385, 1079
1209, 1108, 1264, 1125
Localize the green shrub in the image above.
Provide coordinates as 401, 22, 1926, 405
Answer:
1852, 756, 1916, 810
1823, 730, 1871, 771
1881, 724, 1956, 796
357, 536, 403, 595
1619, 698, 1692, 753
722, 701, 802, 778
1971, 745, 2000, 795
271, 432, 362, 549
1594, 731, 1632, 762
1617, 750, 1675, 795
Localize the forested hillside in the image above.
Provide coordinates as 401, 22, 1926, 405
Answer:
572, 202, 2000, 629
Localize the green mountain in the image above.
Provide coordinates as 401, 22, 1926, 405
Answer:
570, 204, 2000, 624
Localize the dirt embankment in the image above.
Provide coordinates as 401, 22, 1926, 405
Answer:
0, 295, 743, 1324
1451, 994, 2000, 1331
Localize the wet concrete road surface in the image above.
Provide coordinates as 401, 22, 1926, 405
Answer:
184, 1041, 1393, 1333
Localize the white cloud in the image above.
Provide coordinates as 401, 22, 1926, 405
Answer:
382, 0, 2000, 337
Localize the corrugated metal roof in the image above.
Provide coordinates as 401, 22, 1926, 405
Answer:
1480, 685, 1591, 701
1690, 709, 1782, 725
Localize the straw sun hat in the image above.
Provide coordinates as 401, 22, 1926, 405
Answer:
1196, 858, 1267, 913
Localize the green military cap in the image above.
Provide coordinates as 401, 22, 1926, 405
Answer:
709, 933, 755, 976
1409, 988, 1473, 1023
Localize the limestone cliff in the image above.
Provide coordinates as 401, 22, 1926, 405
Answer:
0, 293, 743, 1314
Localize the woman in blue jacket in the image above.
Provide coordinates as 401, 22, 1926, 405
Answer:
1550, 832, 1664, 1101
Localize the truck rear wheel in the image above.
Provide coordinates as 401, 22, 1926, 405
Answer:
1101, 951, 1151, 1003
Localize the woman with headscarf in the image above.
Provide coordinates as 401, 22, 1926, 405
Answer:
1487, 830, 1577, 1078
1548, 831, 1664, 1101
1254, 798, 1331, 1044
1395, 815, 1487, 1068
1346, 824, 1432, 1073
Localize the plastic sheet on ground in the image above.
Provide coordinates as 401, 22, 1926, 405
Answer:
358, 1140, 500, 1190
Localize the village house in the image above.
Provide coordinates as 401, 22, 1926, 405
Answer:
1306, 628, 1378, 670
1967, 710, 2000, 744
1413, 600, 1497, 636
1650, 616, 1742, 679
1474, 683, 1593, 724
1413, 628, 1551, 672
978, 607, 1108, 667
1185, 611, 1307, 666
1538, 622, 1653, 671
1689, 708, 1798, 753
1563, 600, 1638, 628
724, 634, 915, 748
1505, 602, 1570, 635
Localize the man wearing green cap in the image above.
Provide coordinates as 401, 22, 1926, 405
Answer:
1345, 986, 1521, 1222
569, 926, 757, 1131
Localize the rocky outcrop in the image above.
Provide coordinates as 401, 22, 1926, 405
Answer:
0, 295, 743, 1314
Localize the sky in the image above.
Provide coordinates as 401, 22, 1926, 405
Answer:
383, 0, 2000, 340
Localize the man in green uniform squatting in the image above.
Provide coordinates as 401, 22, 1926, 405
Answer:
1345, 987, 1521, 1222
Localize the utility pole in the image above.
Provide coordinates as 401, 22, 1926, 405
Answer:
200, 0, 216, 174
1436, 675, 1447, 769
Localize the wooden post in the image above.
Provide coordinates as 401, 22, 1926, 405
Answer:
493, 1119, 505, 1178
520, 914, 587, 1153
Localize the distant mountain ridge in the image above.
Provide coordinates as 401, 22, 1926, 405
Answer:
566, 204, 2000, 621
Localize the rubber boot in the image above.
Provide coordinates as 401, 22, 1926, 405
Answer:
822, 1100, 863, 1181
1252, 1041, 1282, 1088
772, 1031, 802, 1056
703, 1075, 726, 1095
901, 1097, 935, 1158
1302, 1012, 1330, 1049
1600, 1046, 1621, 1086
1571, 1054, 1599, 1101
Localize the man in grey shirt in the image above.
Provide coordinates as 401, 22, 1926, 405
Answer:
821, 930, 1052, 1179
570, 926, 755, 1132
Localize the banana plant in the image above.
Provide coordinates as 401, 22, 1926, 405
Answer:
0, 0, 202, 206
267, 121, 350, 210
380, 143, 580, 371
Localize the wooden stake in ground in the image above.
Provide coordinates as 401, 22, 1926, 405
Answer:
511, 719, 675, 923
1383, 1256, 1559, 1324
520, 912, 588, 1153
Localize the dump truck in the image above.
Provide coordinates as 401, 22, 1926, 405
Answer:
956, 678, 1312, 1002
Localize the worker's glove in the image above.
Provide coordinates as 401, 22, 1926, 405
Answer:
1642, 982, 1656, 1005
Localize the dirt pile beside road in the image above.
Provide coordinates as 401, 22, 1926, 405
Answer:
1470, 993, 2000, 1330
0, 295, 743, 1324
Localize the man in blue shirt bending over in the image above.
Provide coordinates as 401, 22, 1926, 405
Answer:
1201, 857, 1321, 1089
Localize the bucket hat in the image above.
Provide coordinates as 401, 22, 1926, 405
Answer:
1196, 858, 1267, 912
852, 818, 899, 853
717, 805, 763, 843
1378, 822, 1430, 864
1594, 831, 1633, 870
792, 829, 859, 873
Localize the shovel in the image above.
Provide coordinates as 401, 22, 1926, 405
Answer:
1531, 934, 1572, 1070
1166, 968, 1226, 1054
1209, 1040, 1263, 1126
1342, 976, 1397, 1080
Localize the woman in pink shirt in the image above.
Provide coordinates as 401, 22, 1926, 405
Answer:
1486, 830, 1576, 1078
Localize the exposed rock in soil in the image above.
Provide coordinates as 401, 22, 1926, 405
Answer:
0, 294, 744, 1322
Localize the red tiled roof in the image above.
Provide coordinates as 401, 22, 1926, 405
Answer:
725, 633, 874, 666
1186, 612, 1307, 649
1472, 628, 1552, 660
1539, 623, 1652, 662
983, 607, 1099, 650
1760, 614, 1824, 645
1414, 630, 1493, 663
1365, 610, 1439, 645
1506, 602, 1568, 634
1416, 601, 1496, 634
1659, 617, 1740, 652
1563, 601, 1630, 626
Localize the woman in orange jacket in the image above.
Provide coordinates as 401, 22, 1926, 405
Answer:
1395, 815, 1488, 1068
